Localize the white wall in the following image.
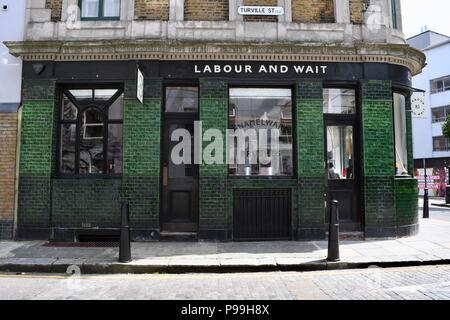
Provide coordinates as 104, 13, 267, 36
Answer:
0, 0, 26, 104
412, 41, 450, 160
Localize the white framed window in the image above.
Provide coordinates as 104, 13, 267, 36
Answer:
79, 0, 120, 20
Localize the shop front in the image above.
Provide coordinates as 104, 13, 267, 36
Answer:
16, 56, 419, 241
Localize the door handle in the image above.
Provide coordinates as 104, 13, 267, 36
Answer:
163, 166, 168, 187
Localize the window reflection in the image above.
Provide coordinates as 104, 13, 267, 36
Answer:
79, 108, 104, 174
394, 93, 408, 175
327, 126, 354, 180
324, 89, 356, 114
229, 88, 293, 176
60, 124, 76, 174
165, 87, 198, 112
62, 95, 78, 120
107, 124, 122, 174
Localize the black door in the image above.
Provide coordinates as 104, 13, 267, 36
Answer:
324, 122, 361, 231
161, 115, 198, 232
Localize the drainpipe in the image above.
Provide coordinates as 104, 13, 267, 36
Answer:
13, 105, 22, 239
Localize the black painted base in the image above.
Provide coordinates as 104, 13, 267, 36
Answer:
295, 226, 327, 241
198, 229, 228, 241
0, 220, 13, 240
16, 227, 50, 240
397, 223, 419, 238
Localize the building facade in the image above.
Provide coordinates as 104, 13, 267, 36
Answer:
408, 31, 450, 197
5, 0, 425, 241
0, 0, 26, 240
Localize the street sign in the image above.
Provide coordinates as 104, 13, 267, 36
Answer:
238, 6, 284, 16
137, 68, 144, 104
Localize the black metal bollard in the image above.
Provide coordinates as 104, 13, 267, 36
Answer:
119, 202, 131, 263
327, 200, 340, 262
423, 188, 430, 219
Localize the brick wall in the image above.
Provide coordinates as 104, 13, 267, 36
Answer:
0, 112, 17, 239
45, 0, 63, 21
243, 0, 278, 22
199, 79, 228, 240
17, 80, 57, 239
184, 0, 229, 21
395, 178, 418, 236
135, 0, 169, 20
296, 80, 326, 239
292, 0, 335, 23
123, 79, 162, 236
350, 0, 369, 23
361, 80, 396, 237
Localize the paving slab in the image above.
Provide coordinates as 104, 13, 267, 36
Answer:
1, 215, 450, 274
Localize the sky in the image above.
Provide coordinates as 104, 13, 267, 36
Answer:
401, 0, 450, 38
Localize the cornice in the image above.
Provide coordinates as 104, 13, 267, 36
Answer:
5, 40, 426, 75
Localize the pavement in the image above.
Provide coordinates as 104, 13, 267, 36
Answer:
1, 199, 450, 274
2, 265, 450, 299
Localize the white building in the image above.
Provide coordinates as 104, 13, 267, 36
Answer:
0, 0, 25, 109
408, 30, 450, 197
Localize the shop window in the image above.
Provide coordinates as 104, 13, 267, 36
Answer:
228, 88, 293, 177
431, 76, 450, 94
323, 89, 356, 114
79, 0, 121, 20
58, 87, 123, 175
165, 87, 198, 113
393, 92, 409, 176
433, 136, 450, 152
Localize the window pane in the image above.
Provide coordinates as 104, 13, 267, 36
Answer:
81, 0, 100, 17
394, 93, 408, 175
69, 89, 93, 100
60, 124, 76, 174
95, 89, 118, 100
62, 95, 78, 120
229, 88, 293, 176
108, 94, 124, 120
323, 89, 356, 114
79, 108, 104, 174
433, 136, 449, 152
165, 87, 198, 112
444, 78, 450, 91
327, 126, 354, 180
107, 124, 122, 174
103, 0, 120, 17
432, 107, 445, 123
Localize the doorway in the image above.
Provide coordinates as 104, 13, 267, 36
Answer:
324, 88, 362, 231
161, 87, 199, 232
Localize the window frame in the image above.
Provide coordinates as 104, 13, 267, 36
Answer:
227, 85, 296, 179
322, 83, 360, 182
79, 0, 121, 21
433, 136, 450, 152
431, 106, 450, 123
57, 85, 124, 177
431, 76, 450, 94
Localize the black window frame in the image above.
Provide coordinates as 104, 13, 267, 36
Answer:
79, 0, 121, 21
57, 85, 124, 177
322, 84, 359, 181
